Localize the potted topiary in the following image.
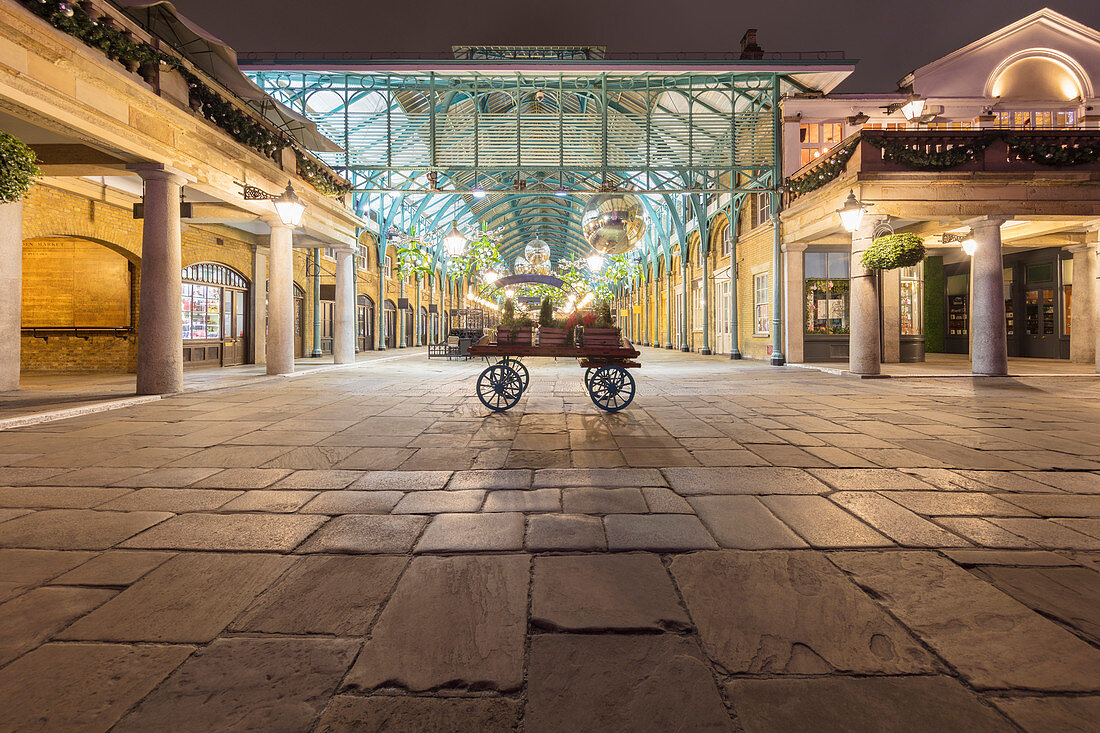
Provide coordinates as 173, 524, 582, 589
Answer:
496, 298, 516, 344
580, 300, 622, 349
537, 296, 568, 346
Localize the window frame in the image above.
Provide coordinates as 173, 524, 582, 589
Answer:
753, 272, 770, 336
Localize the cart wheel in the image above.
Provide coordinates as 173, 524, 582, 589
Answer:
477, 364, 524, 412
499, 357, 530, 393
584, 367, 597, 390
588, 365, 635, 412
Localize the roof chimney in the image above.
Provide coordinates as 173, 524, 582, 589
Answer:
740, 29, 763, 60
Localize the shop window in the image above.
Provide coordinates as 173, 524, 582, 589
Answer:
799, 122, 843, 167
182, 283, 221, 340
900, 264, 923, 336
1005, 267, 1016, 337
947, 274, 969, 336
804, 252, 850, 335
692, 279, 702, 330
753, 272, 770, 335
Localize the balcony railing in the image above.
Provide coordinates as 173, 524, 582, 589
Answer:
786, 129, 1100, 204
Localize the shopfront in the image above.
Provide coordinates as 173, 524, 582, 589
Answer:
943, 248, 1069, 360
383, 300, 397, 349
357, 295, 375, 351
293, 283, 305, 358
181, 263, 248, 368
803, 250, 851, 362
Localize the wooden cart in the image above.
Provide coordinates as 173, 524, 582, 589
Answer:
468, 335, 641, 412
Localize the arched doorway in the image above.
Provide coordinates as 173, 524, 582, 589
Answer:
357, 294, 375, 351
383, 299, 397, 349
182, 263, 249, 367
418, 306, 428, 345
293, 283, 305, 358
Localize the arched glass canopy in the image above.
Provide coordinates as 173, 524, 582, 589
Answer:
247, 56, 850, 272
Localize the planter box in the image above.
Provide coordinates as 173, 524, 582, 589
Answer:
581, 328, 621, 349
539, 327, 568, 346
497, 326, 532, 345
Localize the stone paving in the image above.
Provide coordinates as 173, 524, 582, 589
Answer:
0, 347, 1099, 731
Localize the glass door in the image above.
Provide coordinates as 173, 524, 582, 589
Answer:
1023, 288, 1057, 357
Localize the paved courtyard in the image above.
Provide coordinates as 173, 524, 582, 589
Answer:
1, 348, 1099, 731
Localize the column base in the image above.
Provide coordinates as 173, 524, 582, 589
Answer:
729, 352, 742, 360
680, 346, 690, 352
770, 355, 786, 366
665, 345, 674, 350
311, 350, 322, 357
701, 348, 712, 355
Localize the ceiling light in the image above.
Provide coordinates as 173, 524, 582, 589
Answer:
471, 187, 486, 199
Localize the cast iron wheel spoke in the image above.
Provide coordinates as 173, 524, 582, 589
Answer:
588, 365, 635, 412
477, 364, 523, 412
499, 357, 530, 393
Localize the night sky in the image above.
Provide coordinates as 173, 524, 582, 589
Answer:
174, 0, 1100, 91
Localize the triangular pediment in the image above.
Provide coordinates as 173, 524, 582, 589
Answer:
900, 8, 1099, 100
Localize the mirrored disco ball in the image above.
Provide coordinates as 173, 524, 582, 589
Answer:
524, 238, 550, 266
580, 192, 646, 255
513, 255, 530, 274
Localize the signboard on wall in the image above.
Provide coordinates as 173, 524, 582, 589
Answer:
22, 239, 131, 328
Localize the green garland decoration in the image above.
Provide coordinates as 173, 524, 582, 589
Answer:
0, 131, 41, 203
1004, 135, 1100, 167
862, 133, 1000, 171
19, 0, 350, 198
860, 232, 926, 271
294, 150, 352, 197
787, 138, 858, 197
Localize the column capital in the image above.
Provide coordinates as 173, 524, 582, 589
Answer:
263, 216, 292, 231
782, 242, 808, 254
963, 215, 1011, 230
1065, 244, 1093, 254
126, 163, 191, 186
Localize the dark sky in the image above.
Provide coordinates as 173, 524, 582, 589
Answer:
174, 0, 1100, 91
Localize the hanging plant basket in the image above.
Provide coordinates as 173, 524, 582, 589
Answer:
861, 232, 926, 271
0, 131, 40, 204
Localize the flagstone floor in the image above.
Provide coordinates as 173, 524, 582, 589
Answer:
0, 348, 1098, 731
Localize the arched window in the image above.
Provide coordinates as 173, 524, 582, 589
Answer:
181, 263, 250, 367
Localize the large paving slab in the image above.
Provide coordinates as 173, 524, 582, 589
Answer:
0, 509, 173, 549
0, 585, 116, 665
314, 695, 523, 733
114, 637, 358, 732
670, 551, 937, 675
230, 555, 406, 635
688, 495, 808, 549
526, 634, 732, 732
0, 642, 195, 733
727, 676, 1015, 733
830, 551, 1100, 690
57, 552, 294, 642
295, 514, 426, 554
343, 555, 529, 692
119, 512, 327, 552
531, 554, 690, 631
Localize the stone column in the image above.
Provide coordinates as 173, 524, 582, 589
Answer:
266, 220, 295, 375
250, 245, 267, 365
1093, 236, 1100, 374
970, 216, 1009, 376
881, 268, 901, 363
334, 249, 355, 364
665, 270, 674, 349
782, 242, 807, 364
1067, 243, 1096, 364
132, 165, 186, 395
681, 260, 691, 352
849, 215, 885, 376
0, 201, 23, 392
311, 248, 322, 357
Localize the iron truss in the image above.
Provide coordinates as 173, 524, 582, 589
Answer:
247, 67, 820, 265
